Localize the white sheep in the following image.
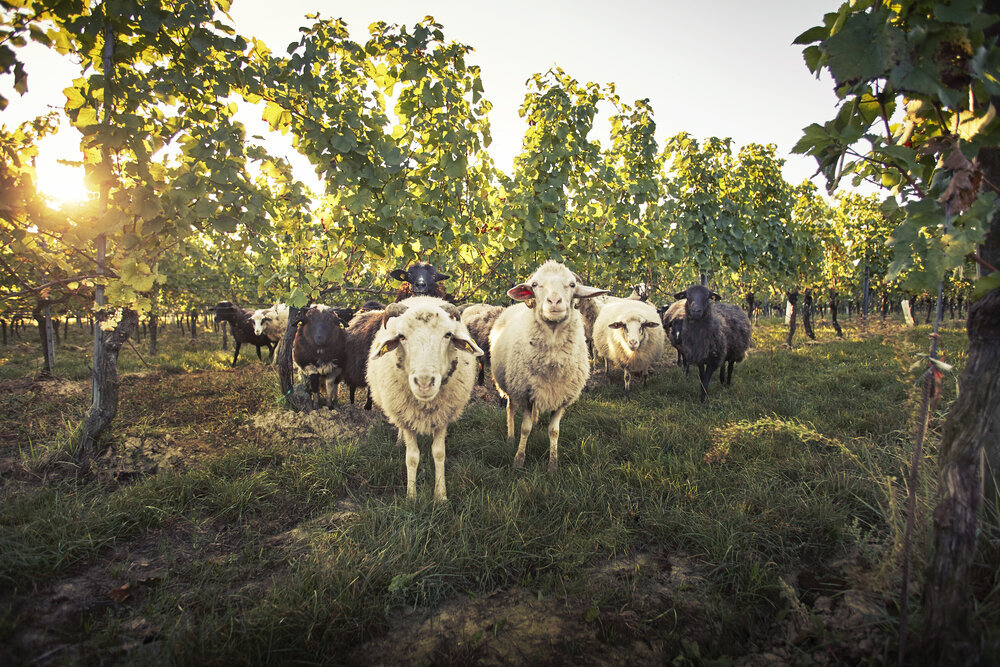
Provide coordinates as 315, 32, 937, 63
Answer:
489, 261, 607, 471
366, 296, 484, 501
593, 299, 665, 400
251, 303, 290, 342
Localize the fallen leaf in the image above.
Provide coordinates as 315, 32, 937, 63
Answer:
108, 582, 132, 604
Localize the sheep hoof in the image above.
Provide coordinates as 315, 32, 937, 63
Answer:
513, 453, 525, 468
547, 460, 558, 473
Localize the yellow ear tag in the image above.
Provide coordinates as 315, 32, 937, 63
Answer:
377, 339, 400, 357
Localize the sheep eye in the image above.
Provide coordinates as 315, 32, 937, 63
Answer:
531, 281, 538, 287
398, 334, 406, 341
569, 282, 576, 288
444, 332, 453, 339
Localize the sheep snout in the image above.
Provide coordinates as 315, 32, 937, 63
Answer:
409, 371, 441, 400
541, 297, 568, 321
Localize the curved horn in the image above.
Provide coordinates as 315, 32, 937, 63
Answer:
381, 302, 408, 328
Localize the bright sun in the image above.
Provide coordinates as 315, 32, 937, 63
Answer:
34, 134, 91, 207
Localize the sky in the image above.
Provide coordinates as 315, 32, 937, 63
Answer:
1, 0, 846, 202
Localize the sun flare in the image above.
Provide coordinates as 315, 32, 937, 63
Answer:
34, 135, 91, 208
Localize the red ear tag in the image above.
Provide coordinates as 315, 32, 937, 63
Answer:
508, 285, 534, 301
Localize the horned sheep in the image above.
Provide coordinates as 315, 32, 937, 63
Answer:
366, 296, 483, 501
593, 299, 665, 400
489, 261, 607, 471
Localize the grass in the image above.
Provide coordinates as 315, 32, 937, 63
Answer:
0, 312, 996, 664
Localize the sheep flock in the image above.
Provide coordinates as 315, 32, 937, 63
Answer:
212, 261, 753, 500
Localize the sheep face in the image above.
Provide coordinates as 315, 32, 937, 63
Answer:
251, 308, 274, 336
675, 285, 720, 321
630, 283, 651, 301
213, 301, 239, 322
300, 307, 343, 349
374, 303, 483, 402
508, 261, 606, 324
390, 262, 449, 296
332, 307, 358, 324
609, 316, 661, 352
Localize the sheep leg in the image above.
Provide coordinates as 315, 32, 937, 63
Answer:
698, 363, 711, 403
624, 369, 632, 401
725, 360, 735, 386
324, 372, 340, 409
431, 427, 448, 502
364, 389, 373, 411
267, 342, 276, 362
308, 374, 320, 410
402, 428, 420, 500
255, 344, 263, 361
547, 406, 566, 473
477, 360, 485, 386
231, 341, 241, 367
505, 397, 516, 442
514, 401, 535, 469
349, 385, 356, 404
700, 360, 723, 403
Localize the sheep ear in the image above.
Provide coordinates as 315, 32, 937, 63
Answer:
435, 271, 450, 282
441, 303, 461, 321
381, 303, 408, 328
452, 335, 484, 357
389, 269, 409, 282
573, 285, 607, 299
375, 337, 401, 357
508, 284, 534, 301
641, 321, 661, 329
710, 292, 721, 301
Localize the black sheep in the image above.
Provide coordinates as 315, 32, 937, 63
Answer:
390, 262, 452, 302
672, 286, 728, 402
331, 307, 358, 325
659, 300, 687, 370
714, 302, 752, 387
213, 301, 276, 367
335, 308, 385, 410
292, 307, 347, 410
